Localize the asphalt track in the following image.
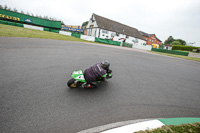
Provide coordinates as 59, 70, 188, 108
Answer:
0, 37, 200, 133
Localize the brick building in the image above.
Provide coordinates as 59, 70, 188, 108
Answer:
140, 31, 162, 45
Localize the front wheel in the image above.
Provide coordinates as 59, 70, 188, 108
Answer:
67, 79, 77, 88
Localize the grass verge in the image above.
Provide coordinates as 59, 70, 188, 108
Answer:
0, 24, 93, 43
136, 122, 200, 133
150, 51, 200, 62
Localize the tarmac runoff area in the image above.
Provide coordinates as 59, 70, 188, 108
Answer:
78, 117, 200, 133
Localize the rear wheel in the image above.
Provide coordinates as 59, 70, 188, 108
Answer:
67, 79, 77, 88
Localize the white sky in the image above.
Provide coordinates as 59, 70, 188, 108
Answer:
1, 0, 200, 46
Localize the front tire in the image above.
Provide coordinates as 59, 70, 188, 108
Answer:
67, 79, 77, 88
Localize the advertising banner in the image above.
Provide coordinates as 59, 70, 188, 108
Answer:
23, 24, 43, 31
24, 18, 33, 23
62, 27, 84, 33
59, 31, 72, 36
0, 14, 20, 21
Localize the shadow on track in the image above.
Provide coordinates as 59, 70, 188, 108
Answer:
66, 82, 110, 93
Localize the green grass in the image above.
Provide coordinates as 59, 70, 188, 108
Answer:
136, 122, 200, 133
0, 24, 93, 43
175, 49, 200, 53
150, 51, 200, 62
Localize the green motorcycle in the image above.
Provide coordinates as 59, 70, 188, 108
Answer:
67, 70, 112, 88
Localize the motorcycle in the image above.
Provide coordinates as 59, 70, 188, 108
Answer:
67, 70, 112, 88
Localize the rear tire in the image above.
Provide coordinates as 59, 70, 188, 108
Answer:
67, 79, 77, 88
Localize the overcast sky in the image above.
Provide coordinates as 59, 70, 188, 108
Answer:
1, 0, 200, 46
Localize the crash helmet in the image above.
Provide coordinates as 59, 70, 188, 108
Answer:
101, 60, 110, 70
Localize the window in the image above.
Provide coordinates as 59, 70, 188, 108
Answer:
102, 29, 108, 34
90, 25, 94, 28
111, 33, 115, 37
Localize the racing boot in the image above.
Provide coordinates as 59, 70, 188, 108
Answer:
82, 83, 92, 88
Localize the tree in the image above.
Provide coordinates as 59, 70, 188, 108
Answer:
43, 15, 48, 20
160, 43, 164, 49
0, 4, 3, 9
7, 7, 11, 11
164, 36, 187, 45
81, 21, 88, 29
171, 40, 181, 45
13, 8, 18, 12
21, 10, 25, 14
164, 36, 175, 44
61, 21, 65, 25
4, 5, 8, 10
176, 39, 186, 45
26, 12, 30, 16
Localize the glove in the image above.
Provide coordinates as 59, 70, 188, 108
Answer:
106, 69, 112, 79
97, 77, 105, 82
107, 69, 112, 73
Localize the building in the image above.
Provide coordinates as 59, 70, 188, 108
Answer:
163, 44, 172, 50
86, 13, 146, 45
140, 31, 162, 45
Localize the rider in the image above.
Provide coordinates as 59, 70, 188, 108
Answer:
83, 60, 112, 88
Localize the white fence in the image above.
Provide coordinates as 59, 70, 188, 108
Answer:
23, 24, 43, 31
132, 44, 152, 51
59, 31, 72, 36
80, 35, 95, 42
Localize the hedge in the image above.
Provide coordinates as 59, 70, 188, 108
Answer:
152, 48, 189, 56
172, 45, 200, 51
